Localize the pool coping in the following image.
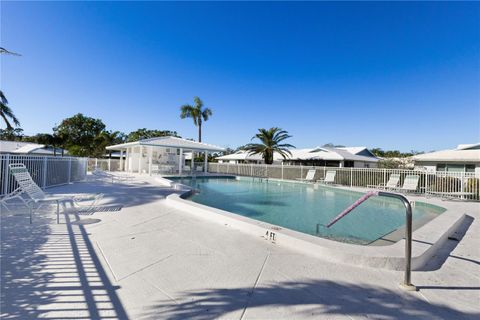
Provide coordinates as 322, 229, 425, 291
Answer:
157, 176, 469, 271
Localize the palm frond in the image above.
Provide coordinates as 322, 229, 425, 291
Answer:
0, 47, 21, 56
0, 90, 8, 105
0, 103, 20, 127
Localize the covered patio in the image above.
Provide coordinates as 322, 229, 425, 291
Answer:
106, 136, 225, 175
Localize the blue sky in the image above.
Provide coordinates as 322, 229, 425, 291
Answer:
1, 1, 479, 152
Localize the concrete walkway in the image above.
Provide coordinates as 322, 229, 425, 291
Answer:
1, 176, 479, 319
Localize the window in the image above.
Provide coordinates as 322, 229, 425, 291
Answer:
446, 164, 464, 173
437, 163, 476, 173
344, 161, 354, 167
466, 164, 476, 173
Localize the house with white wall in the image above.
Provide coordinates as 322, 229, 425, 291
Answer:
413, 143, 480, 174
216, 146, 379, 168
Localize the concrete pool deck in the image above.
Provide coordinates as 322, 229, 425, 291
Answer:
1, 175, 479, 319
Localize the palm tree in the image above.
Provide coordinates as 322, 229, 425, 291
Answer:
96, 130, 126, 158
243, 127, 295, 164
1, 47, 21, 130
180, 97, 213, 142
0, 91, 20, 130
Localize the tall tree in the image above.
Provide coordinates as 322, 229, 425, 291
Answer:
54, 113, 106, 157
243, 127, 295, 164
126, 128, 179, 142
180, 97, 213, 142
96, 130, 126, 157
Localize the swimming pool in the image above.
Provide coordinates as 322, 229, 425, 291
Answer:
171, 176, 445, 245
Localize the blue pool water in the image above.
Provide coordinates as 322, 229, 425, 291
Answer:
171, 176, 445, 245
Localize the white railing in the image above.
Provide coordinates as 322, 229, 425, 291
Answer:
87, 158, 122, 172
0, 154, 88, 196
208, 163, 480, 201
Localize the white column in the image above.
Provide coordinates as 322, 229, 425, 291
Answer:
138, 146, 143, 174
148, 146, 153, 175
179, 148, 183, 175
204, 150, 208, 173
125, 148, 129, 172
119, 150, 124, 171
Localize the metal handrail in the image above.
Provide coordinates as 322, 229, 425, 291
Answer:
326, 190, 417, 291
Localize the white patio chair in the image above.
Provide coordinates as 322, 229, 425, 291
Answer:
93, 168, 134, 183
8, 163, 103, 224
367, 173, 400, 190
296, 169, 316, 182
0, 188, 27, 213
317, 170, 336, 184
393, 175, 420, 193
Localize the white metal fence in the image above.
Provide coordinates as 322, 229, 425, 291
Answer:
0, 154, 88, 196
208, 163, 480, 201
87, 158, 208, 174
87, 158, 122, 172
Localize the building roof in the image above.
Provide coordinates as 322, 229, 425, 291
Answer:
0, 140, 64, 155
106, 136, 225, 152
216, 146, 379, 162
413, 143, 480, 162
216, 151, 264, 161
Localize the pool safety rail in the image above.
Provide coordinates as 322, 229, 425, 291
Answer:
326, 190, 417, 291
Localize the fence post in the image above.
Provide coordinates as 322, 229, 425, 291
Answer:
2, 154, 10, 195
301, 165, 303, 179
350, 167, 353, 187
460, 173, 465, 200
281, 163, 284, 180
67, 157, 72, 183
108, 158, 111, 171
95, 158, 98, 170
42, 157, 48, 188
251, 163, 253, 177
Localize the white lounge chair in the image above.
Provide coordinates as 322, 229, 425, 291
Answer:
368, 173, 400, 190
93, 168, 134, 183
393, 175, 420, 193
8, 163, 103, 223
296, 169, 316, 182
317, 170, 336, 184
0, 188, 27, 212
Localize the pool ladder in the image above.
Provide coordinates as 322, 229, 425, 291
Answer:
326, 191, 417, 291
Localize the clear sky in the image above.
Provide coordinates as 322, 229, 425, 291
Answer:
1, 1, 479, 152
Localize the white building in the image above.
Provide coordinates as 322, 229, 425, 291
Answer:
413, 143, 480, 174
216, 146, 379, 168
0, 140, 65, 155
106, 136, 225, 174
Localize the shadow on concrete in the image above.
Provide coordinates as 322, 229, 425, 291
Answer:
48, 178, 175, 210
1, 206, 129, 319
143, 279, 479, 320
415, 215, 476, 271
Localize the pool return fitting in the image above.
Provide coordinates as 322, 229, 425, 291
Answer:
326, 190, 417, 291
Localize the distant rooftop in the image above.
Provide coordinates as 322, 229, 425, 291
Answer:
217, 146, 378, 162
413, 143, 480, 162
